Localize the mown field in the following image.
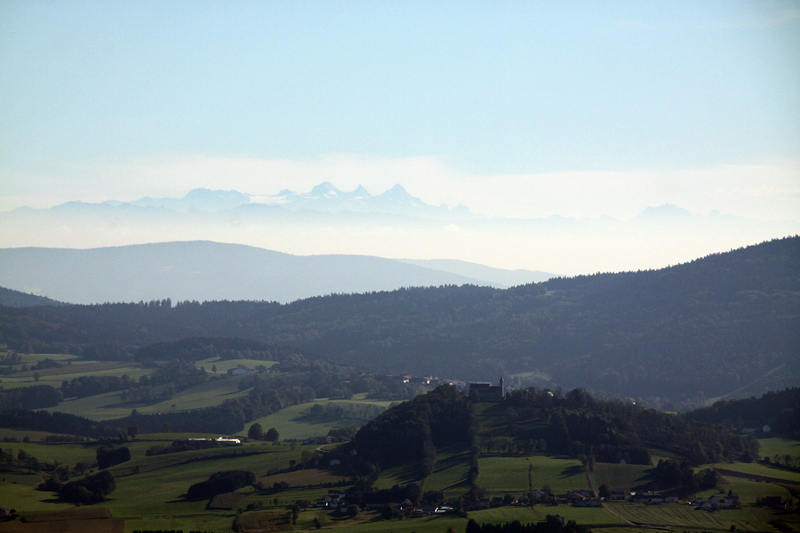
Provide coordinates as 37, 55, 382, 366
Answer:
477, 455, 589, 497
46, 373, 254, 420
592, 463, 653, 492
194, 358, 278, 374
759, 437, 800, 459
240, 397, 395, 441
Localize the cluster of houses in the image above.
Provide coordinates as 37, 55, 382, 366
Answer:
462, 490, 744, 511
316, 491, 456, 516
762, 496, 792, 510
688, 495, 741, 509
308, 487, 792, 517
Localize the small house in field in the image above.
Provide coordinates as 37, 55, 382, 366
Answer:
610, 489, 627, 501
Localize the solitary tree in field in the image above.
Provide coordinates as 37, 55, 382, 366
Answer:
265, 427, 280, 442
248, 423, 264, 440
127, 424, 140, 440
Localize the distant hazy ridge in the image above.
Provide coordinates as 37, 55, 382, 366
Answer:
0, 241, 554, 304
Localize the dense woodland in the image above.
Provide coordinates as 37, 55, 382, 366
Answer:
353, 385, 473, 469
1, 237, 797, 402
501, 387, 759, 464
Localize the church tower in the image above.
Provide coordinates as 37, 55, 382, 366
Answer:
499, 376, 505, 399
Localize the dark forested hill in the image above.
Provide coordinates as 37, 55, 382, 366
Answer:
1, 237, 798, 403
0, 286, 64, 307
684, 388, 800, 437
352, 386, 759, 477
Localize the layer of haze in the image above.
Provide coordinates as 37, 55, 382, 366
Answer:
1, 1, 798, 274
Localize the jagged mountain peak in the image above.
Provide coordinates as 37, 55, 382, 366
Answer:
309, 182, 341, 197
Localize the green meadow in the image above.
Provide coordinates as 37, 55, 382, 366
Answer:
759, 437, 800, 459
194, 358, 278, 374
423, 447, 472, 498
605, 500, 786, 531
592, 463, 653, 491
0, 363, 151, 389
240, 398, 395, 441
44, 373, 254, 420
477, 455, 589, 497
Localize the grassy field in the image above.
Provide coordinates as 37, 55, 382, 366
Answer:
423, 447, 471, 498
371, 462, 424, 491
240, 398, 395, 441
605, 500, 786, 531
469, 505, 626, 526
0, 441, 97, 465
592, 463, 654, 492
695, 475, 794, 503
477, 455, 589, 497
759, 437, 800, 459
45, 374, 253, 420
0, 362, 151, 389
194, 358, 278, 374
707, 460, 800, 482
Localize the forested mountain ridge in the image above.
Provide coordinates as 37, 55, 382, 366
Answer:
1, 237, 797, 404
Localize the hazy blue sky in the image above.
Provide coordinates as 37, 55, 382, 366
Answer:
1, 0, 798, 221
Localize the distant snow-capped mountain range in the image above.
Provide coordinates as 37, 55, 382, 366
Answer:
2, 182, 796, 278
111, 182, 472, 218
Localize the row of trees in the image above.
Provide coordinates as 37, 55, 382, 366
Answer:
187, 470, 255, 500
247, 423, 279, 441
653, 458, 722, 497
0, 385, 62, 410
465, 515, 592, 533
